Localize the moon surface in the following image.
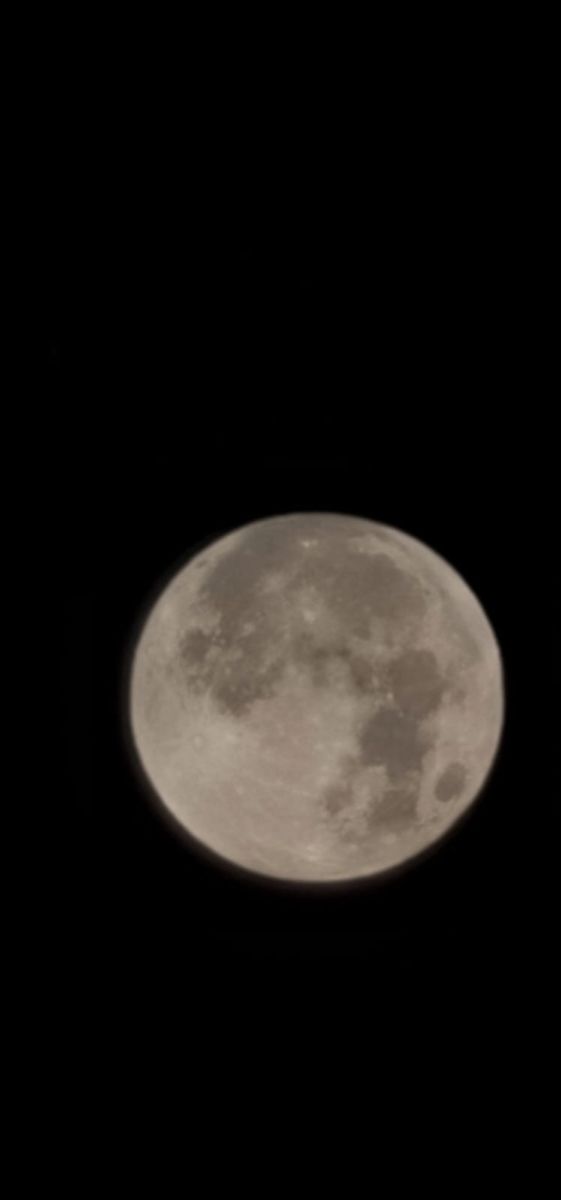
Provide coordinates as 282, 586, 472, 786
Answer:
128, 513, 504, 883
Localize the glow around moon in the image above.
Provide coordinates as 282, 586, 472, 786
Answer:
128, 513, 504, 883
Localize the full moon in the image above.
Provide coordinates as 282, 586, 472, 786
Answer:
128, 513, 504, 883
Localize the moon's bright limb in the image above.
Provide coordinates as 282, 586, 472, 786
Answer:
128, 514, 504, 883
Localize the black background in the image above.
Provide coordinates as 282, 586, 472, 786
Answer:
35, 93, 558, 1112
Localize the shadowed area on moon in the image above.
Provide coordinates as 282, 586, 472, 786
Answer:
367, 783, 419, 831
384, 649, 444, 718
290, 633, 374, 693
358, 707, 429, 778
434, 762, 467, 803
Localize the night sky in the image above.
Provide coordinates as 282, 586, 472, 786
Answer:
35, 99, 557, 1116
